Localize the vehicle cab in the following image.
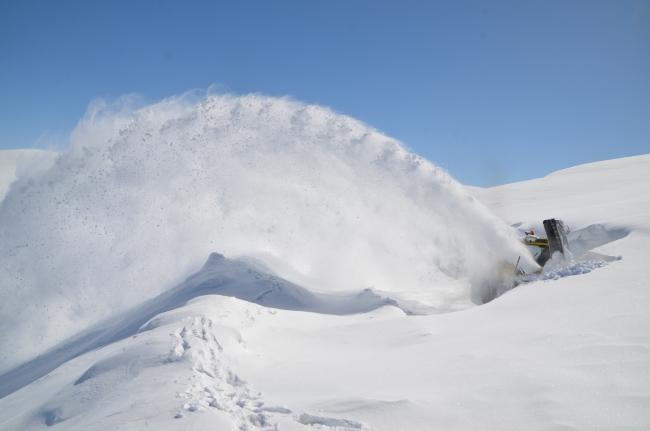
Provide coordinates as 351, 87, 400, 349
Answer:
523, 230, 550, 266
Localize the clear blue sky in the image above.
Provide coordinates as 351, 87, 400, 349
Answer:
1, 0, 649, 186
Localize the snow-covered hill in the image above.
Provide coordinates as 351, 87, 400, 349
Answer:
0, 98, 648, 430
0, 154, 647, 430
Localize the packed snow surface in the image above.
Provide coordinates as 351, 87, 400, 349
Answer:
0, 95, 535, 372
0, 94, 648, 430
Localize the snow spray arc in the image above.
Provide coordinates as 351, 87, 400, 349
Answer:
0, 93, 537, 371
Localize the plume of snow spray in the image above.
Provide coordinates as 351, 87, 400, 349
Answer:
0, 93, 537, 371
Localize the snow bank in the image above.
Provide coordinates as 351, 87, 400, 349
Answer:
0, 93, 536, 372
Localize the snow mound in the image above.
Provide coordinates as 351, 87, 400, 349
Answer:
0, 295, 305, 431
0, 252, 422, 399
0, 94, 536, 372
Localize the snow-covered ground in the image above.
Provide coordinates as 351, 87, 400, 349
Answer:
0, 97, 648, 430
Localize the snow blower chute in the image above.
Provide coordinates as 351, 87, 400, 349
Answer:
521, 218, 571, 269
478, 218, 572, 303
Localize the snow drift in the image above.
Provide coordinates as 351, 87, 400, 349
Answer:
0, 93, 535, 372
0, 252, 408, 400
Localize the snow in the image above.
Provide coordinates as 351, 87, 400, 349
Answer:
0, 149, 57, 198
0, 96, 649, 430
539, 259, 608, 281
0, 95, 536, 373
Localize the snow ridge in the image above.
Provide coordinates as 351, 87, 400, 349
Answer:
0, 253, 410, 400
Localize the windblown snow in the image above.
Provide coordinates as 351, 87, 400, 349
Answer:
0, 94, 535, 372
0, 94, 648, 430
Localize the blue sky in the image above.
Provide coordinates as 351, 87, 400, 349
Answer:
1, 0, 648, 186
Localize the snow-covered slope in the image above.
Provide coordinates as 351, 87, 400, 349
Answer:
465, 154, 650, 239
0, 154, 648, 430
